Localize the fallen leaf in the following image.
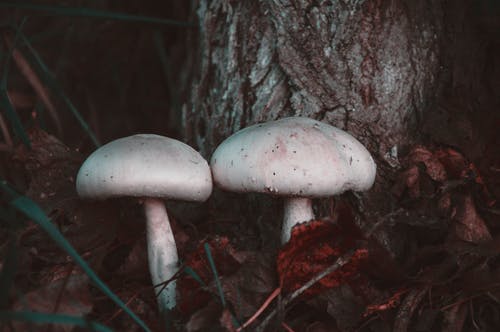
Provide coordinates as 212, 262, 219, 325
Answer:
224, 252, 277, 318
363, 287, 409, 317
451, 194, 492, 243
12, 127, 83, 214
442, 302, 468, 332
408, 146, 447, 182
435, 147, 495, 206
116, 237, 149, 280
13, 271, 92, 332
435, 148, 469, 180
177, 236, 242, 315
305, 321, 339, 332
404, 165, 422, 198
185, 300, 220, 332
414, 308, 440, 331
277, 219, 368, 298
219, 308, 237, 332
325, 285, 364, 331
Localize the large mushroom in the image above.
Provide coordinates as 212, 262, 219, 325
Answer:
76, 134, 212, 315
210, 117, 376, 243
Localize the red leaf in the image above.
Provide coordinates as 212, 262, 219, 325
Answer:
363, 287, 409, 316
177, 236, 242, 315
408, 146, 447, 182
277, 219, 368, 298
451, 194, 492, 243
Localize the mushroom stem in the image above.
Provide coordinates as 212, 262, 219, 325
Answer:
143, 197, 179, 312
282, 197, 314, 243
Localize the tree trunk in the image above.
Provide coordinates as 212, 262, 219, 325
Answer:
179, 0, 444, 253
183, 0, 442, 168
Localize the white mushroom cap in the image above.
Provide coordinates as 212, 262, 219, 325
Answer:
77, 134, 212, 201
210, 117, 376, 197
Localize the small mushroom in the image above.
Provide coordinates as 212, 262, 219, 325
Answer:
76, 134, 212, 315
210, 117, 376, 243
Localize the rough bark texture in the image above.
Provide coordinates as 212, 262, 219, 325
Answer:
183, 0, 442, 168
179, 0, 448, 254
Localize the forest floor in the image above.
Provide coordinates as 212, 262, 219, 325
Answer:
2, 114, 499, 332
1, 2, 499, 332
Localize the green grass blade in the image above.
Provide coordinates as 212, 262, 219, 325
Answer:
12, 28, 100, 147
203, 243, 226, 308
0, 311, 113, 332
182, 266, 206, 287
0, 2, 196, 27
0, 181, 150, 331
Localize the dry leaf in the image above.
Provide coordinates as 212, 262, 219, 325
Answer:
13, 272, 92, 332
408, 146, 447, 182
177, 236, 242, 315
219, 308, 237, 332
277, 219, 368, 298
451, 194, 492, 243
185, 300, 220, 332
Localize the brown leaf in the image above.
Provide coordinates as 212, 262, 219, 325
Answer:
219, 308, 237, 332
236, 252, 276, 294
185, 300, 221, 332
325, 285, 364, 331
13, 271, 92, 332
393, 287, 428, 332
224, 252, 277, 318
438, 192, 452, 216
435, 147, 495, 205
442, 302, 468, 332
392, 163, 438, 200
305, 321, 339, 332
117, 237, 149, 279
408, 146, 447, 182
12, 127, 83, 222
414, 308, 440, 331
404, 165, 422, 198
177, 236, 242, 315
451, 194, 492, 243
435, 148, 469, 180
69, 200, 123, 264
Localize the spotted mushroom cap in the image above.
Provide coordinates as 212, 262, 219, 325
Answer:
210, 117, 376, 197
76, 134, 212, 201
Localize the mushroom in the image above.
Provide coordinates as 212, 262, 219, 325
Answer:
210, 117, 376, 243
76, 134, 212, 314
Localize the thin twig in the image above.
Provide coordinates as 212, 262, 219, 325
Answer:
393, 287, 428, 332
104, 292, 140, 324
281, 322, 295, 332
236, 287, 281, 331
252, 213, 394, 331
254, 249, 359, 332
439, 283, 500, 311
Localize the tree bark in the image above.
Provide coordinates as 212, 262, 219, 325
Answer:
179, 0, 445, 254
183, 0, 442, 169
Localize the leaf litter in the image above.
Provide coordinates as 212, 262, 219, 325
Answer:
3, 127, 499, 331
